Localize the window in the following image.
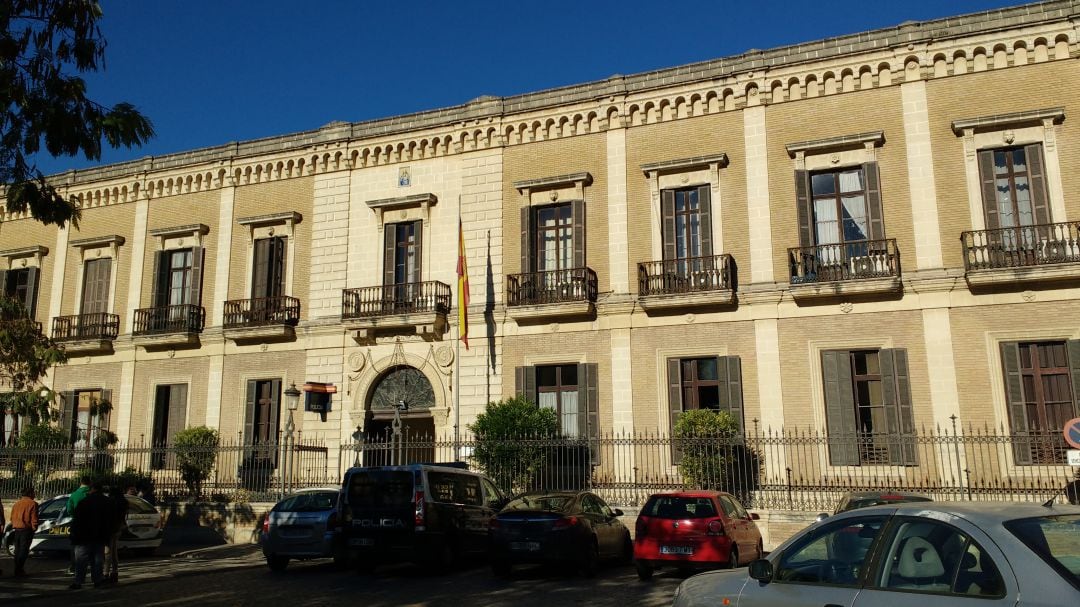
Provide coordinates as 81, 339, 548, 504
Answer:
667, 356, 744, 426
381, 221, 422, 307
515, 363, 599, 457
480, 478, 504, 509
1, 409, 27, 446
821, 349, 915, 466
979, 145, 1051, 232
151, 384, 188, 468
80, 258, 112, 316
1000, 340, 1080, 464
811, 169, 869, 246
71, 389, 110, 449
251, 236, 287, 299
244, 379, 282, 465
1, 267, 40, 318
1005, 514, 1080, 591
774, 516, 887, 586
875, 519, 1005, 597
151, 247, 204, 308
520, 200, 585, 274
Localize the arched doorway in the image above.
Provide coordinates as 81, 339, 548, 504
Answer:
363, 365, 436, 464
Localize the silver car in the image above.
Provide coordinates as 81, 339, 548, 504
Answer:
2, 493, 163, 557
672, 502, 1080, 607
260, 487, 342, 572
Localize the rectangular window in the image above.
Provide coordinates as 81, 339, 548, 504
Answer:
72, 389, 107, 450
535, 203, 574, 273
2, 267, 40, 318
1002, 341, 1079, 464
660, 186, 715, 283
537, 364, 580, 437
1, 410, 27, 446
251, 236, 287, 299
168, 249, 194, 306
822, 348, 915, 466
515, 363, 599, 460
244, 379, 282, 470
151, 384, 188, 468
152, 247, 204, 309
667, 356, 743, 433
80, 258, 112, 315
811, 168, 869, 246
978, 144, 1051, 235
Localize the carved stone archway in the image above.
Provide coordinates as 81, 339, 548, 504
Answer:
347, 343, 451, 434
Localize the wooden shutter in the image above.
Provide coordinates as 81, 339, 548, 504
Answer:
411, 220, 423, 284
514, 366, 537, 405
795, 170, 814, 248
0, 270, 7, 299
60, 391, 76, 443
189, 246, 204, 306
383, 225, 397, 286
863, 162, 886, 241
978, 150, 1000, 231
23, 267, 39, 319
519, 207, 533, 273
151, 386, 169, 445
881, 349, 917, 465
272, 236, 287, 297
81, 258, 111, 315
167, 384, 188, 443
1000, 342, 1032, 465
151, 250, 169, 307
667, 357, 683, 460
1068, 340, 1080, 419
243, 380, 258, 447
717, 356, 744, 433
1025, 144, 1052, 225
822, 350, 859, 466
270, 379, 283, 446
571, 200, 586, 270
698, 185, 714, 258
251, 238, 271, 298
661, 190, 676, 261
578, 363, 600, 464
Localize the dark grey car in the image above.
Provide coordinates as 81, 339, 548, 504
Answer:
260, 487, 342, 572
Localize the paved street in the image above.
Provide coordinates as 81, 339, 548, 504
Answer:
1, 545, 688, 606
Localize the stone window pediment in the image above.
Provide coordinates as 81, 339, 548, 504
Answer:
514, 172, 591, 207
149, 223, 209, 250
237, 211, 301, 242
70, 235, 125, 261
786, 131, 884, 171
0, 245, 49, 270
366, 193, 437, 223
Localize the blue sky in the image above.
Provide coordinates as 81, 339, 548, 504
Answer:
33, 0, 1023, 175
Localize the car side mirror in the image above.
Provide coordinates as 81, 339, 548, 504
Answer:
613, 508, 624, 517
749, 512, 760, 521
814, 512, 829, 523
748, 559, 773, 583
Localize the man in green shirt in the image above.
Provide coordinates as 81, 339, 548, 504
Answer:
67, 476, 92, 515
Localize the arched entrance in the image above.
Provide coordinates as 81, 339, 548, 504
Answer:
363, 365, 436, 464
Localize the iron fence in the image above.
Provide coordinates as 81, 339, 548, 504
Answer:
961, 221, 1080, 271
2, 425, 1076, 511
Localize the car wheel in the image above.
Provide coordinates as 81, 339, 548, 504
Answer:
492, 561, 512, 578
635, 561, 654, 581
727, 547, 739, 569
267, 555, 289, 572
620, 533, 633, 565
578, 539, 599, 578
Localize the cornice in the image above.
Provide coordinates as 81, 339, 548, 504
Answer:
513, 172, 593, 192
950, 106, 1065, 134
148, 224, 210, 239
785, 131, 885, 156
365, 193, 438, 211
0, 245, 49, 258
236, 211, 302, 227
70, 235, 125, 249
640, 154, 728, 175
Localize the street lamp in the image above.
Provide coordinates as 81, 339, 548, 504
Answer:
282, 383, 301, 494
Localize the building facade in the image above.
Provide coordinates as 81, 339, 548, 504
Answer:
3, 1, 1080, 481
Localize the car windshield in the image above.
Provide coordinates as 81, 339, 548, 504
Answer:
275, 491, 338, 512
1005, 514, 1080, 590
39, 498, 67, 519
504, 495, 572, 512
124, 496, 157, 514
643, 496, 718, 519
347, 470, 413, 508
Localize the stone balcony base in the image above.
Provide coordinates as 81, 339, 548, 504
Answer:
638, 289, 735, 312
131, 332, 201, 349
223, 324, 296, 343
507, 301, 595, 322
788, 276, 902, 301
57, 339, 115, 355
965, 263, 1080, 288
343, 311, 447, 343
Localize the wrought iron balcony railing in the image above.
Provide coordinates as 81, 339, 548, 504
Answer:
52, 313, 120, 342
223, 296, 300, 329
638, 254, 733, 296
789, 238, 900, 284
507, 267, 598, 306
961, 221, 1080, 271
341, 281, 451, 320
132, 304, 205, 336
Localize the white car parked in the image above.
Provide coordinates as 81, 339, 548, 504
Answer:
2, 493, 164, 557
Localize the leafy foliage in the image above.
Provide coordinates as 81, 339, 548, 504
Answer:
674, 409, 761, 500
14, 421, 68, 447
1, 0, 154, 227
468, 396, 558, 495
173, 426, 219, 499
0, 297, 67, 422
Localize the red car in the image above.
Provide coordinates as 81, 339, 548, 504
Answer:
633, 491, 763, 580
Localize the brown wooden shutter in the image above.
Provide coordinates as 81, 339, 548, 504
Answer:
189, 246, 204, 306
1025, 143, 1052, 225
717, 356, 744, 433
81, 259, 112, 315
272, 236, 287, 297
578, 363, 600, 464
519, 207, 533, 274
1067, 340, 1080, 419
270, 379, 283, 452
252, 238, 271, 298
978, 150, 1001, 231
514, 366, 536, 405
99, 389, 113, 432
881, 349, 917, 465
0, 270, 7, 299
698, 185, 714, 258
661, 190, 676, 262
24, 267, 39, 319
1000, 342, 1032, 465
571, 200, 586, 269
243, 380, 258, 462
60, 391, 76, 443
667, 357, 683, 460
411, 220, 423, 284
795, 170, 814, 248
822, 350, 859, 466
167, 384, 188, 444
863, 162, 886, 241
151, 250, 168, 307
383, 225, 397, 286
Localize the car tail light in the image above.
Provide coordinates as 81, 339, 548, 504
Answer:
414, 491, 426, 531
706, 520, 725, 536
552, 516, 579, 530
262, 516, 270, 534
635, 518, 647, 538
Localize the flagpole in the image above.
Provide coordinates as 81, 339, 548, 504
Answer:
453, 196, 462, 462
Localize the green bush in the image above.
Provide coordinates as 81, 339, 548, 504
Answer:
173, 426, 220, 499
79, 466, 156, 500
468, 396, 558, 495
674, 409, 761, 499
15, 422, 69, 448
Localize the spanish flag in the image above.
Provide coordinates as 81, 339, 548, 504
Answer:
457, 218, 470, 350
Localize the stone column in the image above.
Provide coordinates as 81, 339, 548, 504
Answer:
901, 80, 944, 270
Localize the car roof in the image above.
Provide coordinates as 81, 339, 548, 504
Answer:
843, 490, 931, 499
290, 487, 340, 494
849, 501, 1080, 525
648, 491, 726, 499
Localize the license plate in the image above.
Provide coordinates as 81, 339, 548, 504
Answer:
509, 541, 540, 552
660, 545, 693, 555
349, 537, 375, 547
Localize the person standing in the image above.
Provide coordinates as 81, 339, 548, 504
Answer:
65, 475, 92, 574
69, 482, 112, 589
10, 486, 40, 578
103, 487, 128, 584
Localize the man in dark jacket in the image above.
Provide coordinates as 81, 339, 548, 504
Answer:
103, 487, 128, 583
70, 483, 113, 589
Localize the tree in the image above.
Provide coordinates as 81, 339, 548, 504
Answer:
0, 296, 66, 423
1, 0, 154, 228
468, 396, 558, 495
173, 426, 219, 499
674, 409, 761, 500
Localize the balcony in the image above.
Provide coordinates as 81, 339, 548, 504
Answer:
788, 238, 901, 300
637, 254, 735, 311
961, 222, 1080, 288
507, 268, 597, 321
52, 313, 120, 354
132, 304, 205, 348
223, 296, 300, 342
341, 281, 450, 342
